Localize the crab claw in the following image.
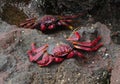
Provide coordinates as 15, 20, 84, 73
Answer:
66, 50, 86, 59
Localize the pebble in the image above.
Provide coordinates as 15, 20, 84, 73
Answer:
48, 37, 51, 40
21, 30, 24, 33
91, 26, 94, 29
108, 23, 111, 26
92, 61, 95, 64
68, 78, 70, 81
116, 80, 118, 82
103, 53, 109, 59
77, 73, 81, 76
61, 79, 65, 84
19, 39, 23, 42
14, 38, 17, 41
96, 77, 99, 80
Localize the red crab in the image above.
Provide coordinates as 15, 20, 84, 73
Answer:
20, 13, 85, 33
27, 32, 103, 66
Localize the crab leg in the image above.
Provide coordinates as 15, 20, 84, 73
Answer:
54, 57, 64, 63
59, 13, 85, 19
27, 43, 48, 62
57, 20, 73, 30
48, 24, 55, 30
30, 23, 39, 29
27, 50, 34, 62
20, 18, 36, 27
37, 53, 54, 66
37, 53, 64, 66
67, 50, 86, 59
25, 17, 37, 21
23, 22, 35, 28
27, 48, 47, 62
67, 32, 81, 41
73, 36, 102, 47
60, 19, 73, 23
31, 43, 48, 53
74, 50, 86, 59
74, 43, 103, 52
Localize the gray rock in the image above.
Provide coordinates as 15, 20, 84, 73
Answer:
110, 49, 120, 84
0, 16, 119, 84
7, 72, 33, 84
0, 54, 8, 71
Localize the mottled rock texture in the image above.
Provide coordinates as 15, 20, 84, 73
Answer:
0, 19, 118, 84
0, 0, 120, 84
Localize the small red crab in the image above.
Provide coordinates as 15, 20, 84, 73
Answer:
27, 32, 103, 66
20, 13, 84, 33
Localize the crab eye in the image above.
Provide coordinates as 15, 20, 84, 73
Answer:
40, 24, 46, 31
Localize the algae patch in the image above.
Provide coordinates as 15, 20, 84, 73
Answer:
1, 4, 28, 26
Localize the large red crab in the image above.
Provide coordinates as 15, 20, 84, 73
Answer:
27, 32, 103, 66
20, 13, 84, 33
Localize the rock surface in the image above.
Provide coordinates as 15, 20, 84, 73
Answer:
0, 0, 120, 84
0, 18, 120, 84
